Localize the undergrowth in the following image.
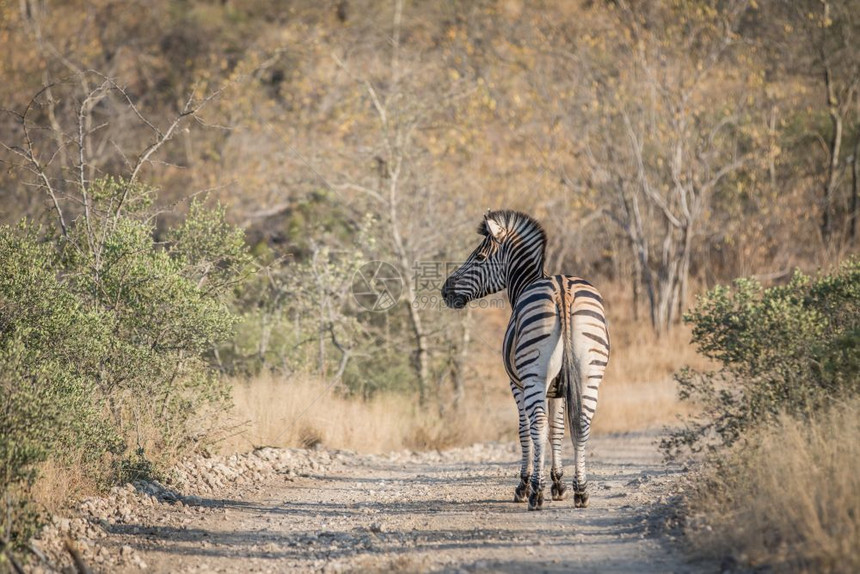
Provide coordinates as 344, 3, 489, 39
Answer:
668, 259, 860, 572
0, 179, 250, 552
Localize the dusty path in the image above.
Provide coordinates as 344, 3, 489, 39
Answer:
45, 432, 699, 573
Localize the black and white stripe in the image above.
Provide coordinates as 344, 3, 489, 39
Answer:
442, 210, 609, 510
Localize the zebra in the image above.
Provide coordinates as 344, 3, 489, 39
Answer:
441, 210, 609, 510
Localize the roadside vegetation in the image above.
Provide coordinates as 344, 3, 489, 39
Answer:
668, 260, 860, 572
0, 178, 250, 550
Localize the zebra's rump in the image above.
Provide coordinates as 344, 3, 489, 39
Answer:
503, 275, 608, 392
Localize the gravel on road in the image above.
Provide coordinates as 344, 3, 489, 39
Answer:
28, 432, 701, 573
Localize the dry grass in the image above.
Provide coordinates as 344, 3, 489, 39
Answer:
30, 458, 98, 515
686, 399, 860, 573
219, 373, 516, 455
220, 283, 709, 455
591, 378, 694, 434
592, 284, 711, 434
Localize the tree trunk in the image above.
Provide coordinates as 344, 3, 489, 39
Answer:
619, 179, 658, 331
406, 301, 430, 406
258, 312, 271, 366
655, 275, 672, 336
822, 63, 843, 245
851, 134, 859, 244
630, 236, 642, 322
676, 229, 693, 324
388, 172, 430, 406
317, 318, 326, 378
451, 309, 471, 412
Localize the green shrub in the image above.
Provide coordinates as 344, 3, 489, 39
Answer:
221, 215, 418, 397
0, 224, 120, 547
663, 259, 860, 457
0, 180, 251, 550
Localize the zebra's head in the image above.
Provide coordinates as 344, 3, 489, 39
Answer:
441, 210, 546, 309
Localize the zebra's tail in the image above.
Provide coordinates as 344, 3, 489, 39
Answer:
559, 293, 582, 447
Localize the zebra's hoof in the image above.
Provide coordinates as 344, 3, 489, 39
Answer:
514, 480, 531, 503
528, 490, 544, 511
574, 490, 589, 508
551, 481, 569, 501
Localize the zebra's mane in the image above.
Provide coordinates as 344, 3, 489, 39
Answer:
477, 210, 547, 245
477, 209, 547, 271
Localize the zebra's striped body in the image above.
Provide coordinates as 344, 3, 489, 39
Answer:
442, 210, 609, 510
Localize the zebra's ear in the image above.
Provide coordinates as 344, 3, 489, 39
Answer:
484, 215, 505, 242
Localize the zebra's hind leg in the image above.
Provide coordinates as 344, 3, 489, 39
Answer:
510, 381, 532, 503
527, 408, 548, 511
572, 478, 589, 508
551, 469, 568, 501
572, 414, 591, 508
573, 485, 589, 507
525, 379, 549, 511
514, 476, 531, 503
549, 398, 568, 501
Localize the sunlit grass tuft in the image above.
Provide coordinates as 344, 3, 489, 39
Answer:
685, 399, 860, 572
31, 457, 98, 515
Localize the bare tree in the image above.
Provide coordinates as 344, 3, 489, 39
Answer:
327, 0, 475, 405
575, 0, 753, 334
1, 72, 218, 255
753, 0, 860, 250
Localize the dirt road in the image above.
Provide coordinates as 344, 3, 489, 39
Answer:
37, 432, 700, 573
